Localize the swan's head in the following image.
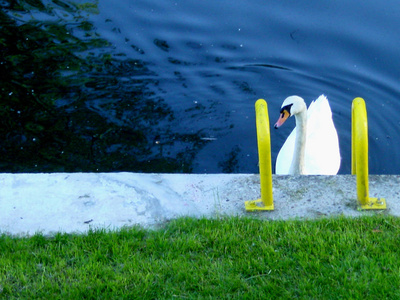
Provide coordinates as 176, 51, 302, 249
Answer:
274, 95, 307, 129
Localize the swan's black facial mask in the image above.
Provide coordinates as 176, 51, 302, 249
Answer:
280, 104, 293, 117
274, 104, 293, 129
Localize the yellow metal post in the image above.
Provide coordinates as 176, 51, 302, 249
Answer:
245, 99, 274, 211
351, 97, 386, 209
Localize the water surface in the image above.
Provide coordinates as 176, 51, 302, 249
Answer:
1, 0, 399, 174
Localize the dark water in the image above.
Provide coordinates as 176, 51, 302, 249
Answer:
1, 0, 400, 174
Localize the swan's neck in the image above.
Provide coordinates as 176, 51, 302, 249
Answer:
290, 110, 307, 175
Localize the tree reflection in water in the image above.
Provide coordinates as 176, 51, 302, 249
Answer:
0, 0, 208, 172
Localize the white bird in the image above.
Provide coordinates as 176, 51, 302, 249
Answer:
274, 95, 340, 175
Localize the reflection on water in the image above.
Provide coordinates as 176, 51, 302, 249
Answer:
0, 0, 209, 172
1, 0, 400, 174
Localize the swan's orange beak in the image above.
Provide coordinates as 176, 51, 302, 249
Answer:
274, 110, 290, 129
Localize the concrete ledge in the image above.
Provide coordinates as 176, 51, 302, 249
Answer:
1, 173, 399, 236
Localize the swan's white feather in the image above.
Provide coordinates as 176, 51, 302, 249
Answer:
275, 95, 341, 175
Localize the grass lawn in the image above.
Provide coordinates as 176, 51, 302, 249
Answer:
1, 214, 400, 299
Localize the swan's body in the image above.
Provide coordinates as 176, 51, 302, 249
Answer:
274, 95, 340, 175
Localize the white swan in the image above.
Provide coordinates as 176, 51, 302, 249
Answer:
274, 95, 340, 175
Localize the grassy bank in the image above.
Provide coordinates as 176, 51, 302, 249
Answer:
1, 215, 400, 299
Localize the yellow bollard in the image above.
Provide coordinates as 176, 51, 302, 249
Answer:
351, 97, 386, 209
245, 99, 274, 211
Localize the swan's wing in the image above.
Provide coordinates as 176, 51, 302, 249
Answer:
304, 95, 341, 175
275, 127, 296, 174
